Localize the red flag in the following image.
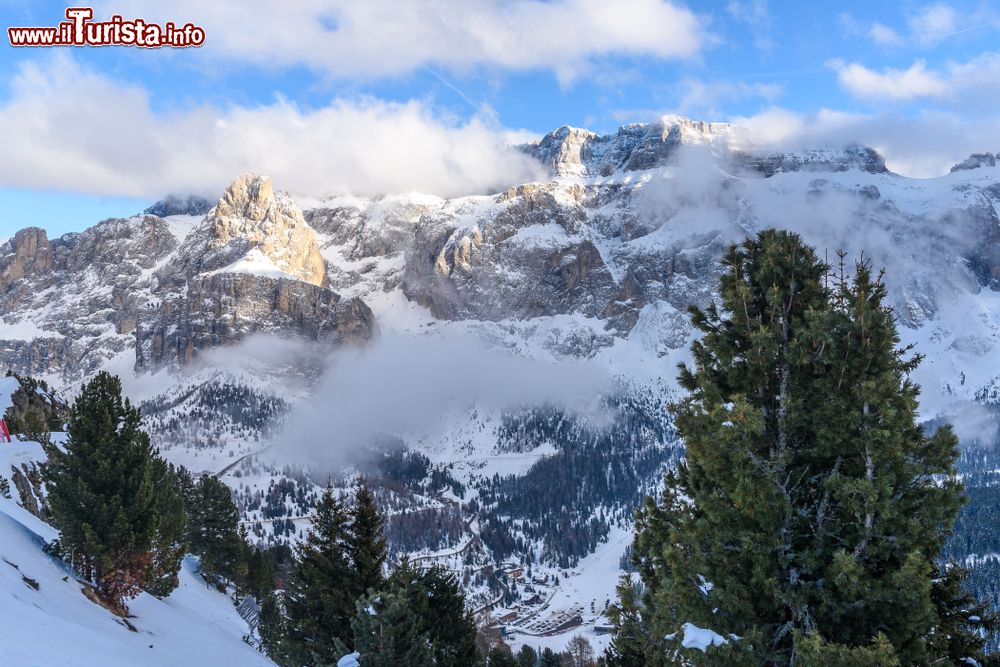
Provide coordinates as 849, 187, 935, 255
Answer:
0, 419, 10, 443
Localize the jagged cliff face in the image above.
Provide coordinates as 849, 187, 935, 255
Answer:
0, 117, 998, 415
520, 117, 886, 178
135, 272, 374, 369
164, 174, 327, 287
302, 119, 999, 417
0, 216, 178, 376
0, 174, 374, 377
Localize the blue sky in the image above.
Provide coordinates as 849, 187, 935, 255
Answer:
2, 0, 1000, 237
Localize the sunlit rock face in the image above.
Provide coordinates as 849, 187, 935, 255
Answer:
163, 173, 327, 288
136, 174, 372, 370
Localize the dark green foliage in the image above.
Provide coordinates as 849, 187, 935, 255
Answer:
945, 484, 1000, 560
347, 482, 386, 598
246, 546, 276, 601
258, 592, 289, 662
928, 563, 1000, 665
515, 644, 538, 667
282, 486, 355, 666
538, 647, 561, 667
188, 474, 244, 586
605, 577, 660, 667
2, 371, 68, 437
144, 458, 187, 597
794, 633, 898, 666
346, 559, 479, 667
410, 567, 476, 667
609, 231, 973, 664
485, 644, 517, 666
44, 371, 159, 607
351, 587, 434, 667
263, 486, 477, 667
475, 393, 679, 569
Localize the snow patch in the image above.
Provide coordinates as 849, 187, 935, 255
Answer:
665, 622, 730, 652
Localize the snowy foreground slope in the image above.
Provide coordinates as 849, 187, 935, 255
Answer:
0, 440, 273, 667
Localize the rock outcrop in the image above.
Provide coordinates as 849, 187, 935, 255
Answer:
523, 117, 741, 177
0, 175, 374, 377
951, 153, 998, 172
0, 228, 54, 293
522, 117, 887, 179
144, 194, 212, 217
164, 174, 326, 287
136, 273, 374, 368
0, 117, 996, 386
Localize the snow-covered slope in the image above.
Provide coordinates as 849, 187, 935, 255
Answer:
0, 440, 274, 667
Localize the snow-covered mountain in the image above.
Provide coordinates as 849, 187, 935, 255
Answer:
2, 115, 999, 652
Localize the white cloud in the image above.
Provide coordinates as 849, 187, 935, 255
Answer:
99, 0, 706, 85
831, 52, 1000, 104
830, 59, 950, 100
269, 332, 614, 470
731, 105, 1000, 177
908, 3, 958, 45
0, 54, 545, 199
869, 22, 903, 46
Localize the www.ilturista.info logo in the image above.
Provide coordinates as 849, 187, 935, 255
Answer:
8, 7, 205, 48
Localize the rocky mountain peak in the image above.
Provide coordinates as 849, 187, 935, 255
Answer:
167, 173, 327, 287
212, 173, 280, 225
0, 227, 53, 293
144, 194, 212, 218
523, 116, 741, 178
523, 116, 889, 178
951, 153, 998, 172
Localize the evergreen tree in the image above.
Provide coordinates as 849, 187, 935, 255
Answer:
44, 371, 159, 607
486, 644, 517, 667
283, 486, 355, 666
605, 577, 659, 667
538, 647, 561, 667
347, 481, 387, 600
258, 592, 290, 663
515, 644, 538, 667
928, 563, 1000, 666
609, 231, 971, 664
174, 465, 196, 509
144, 458, 187, 597
342, 558, 481, 667
247, 546, 276, 601
350, 588, 434, 667
385, 562, 479, 667
188, 474, 243, 587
